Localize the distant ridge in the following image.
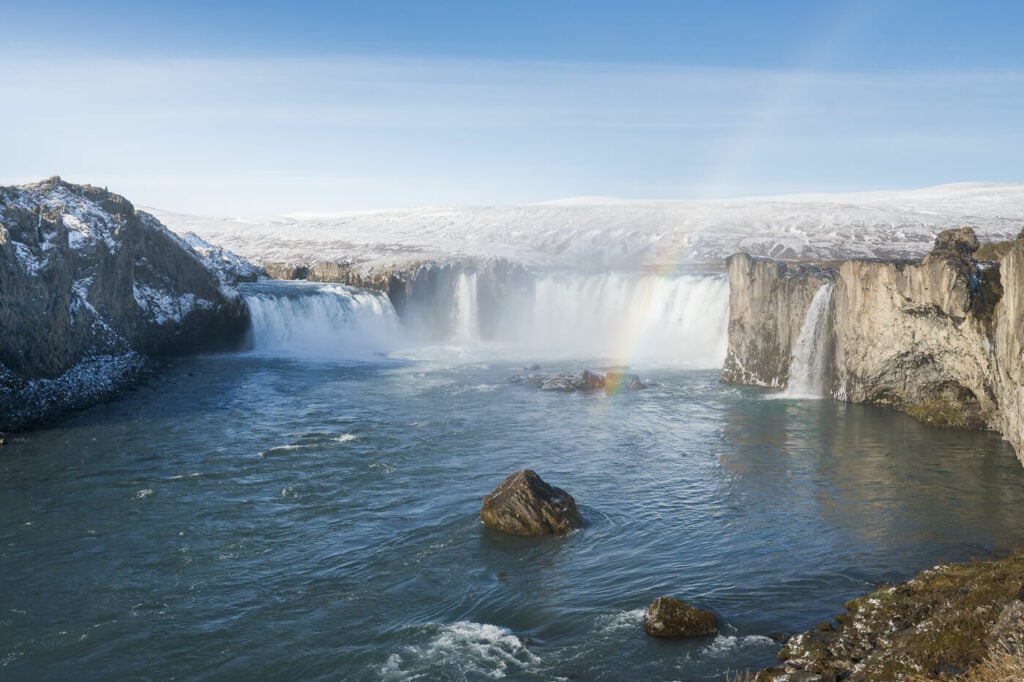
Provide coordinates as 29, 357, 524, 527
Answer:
145, 182, 1024, 269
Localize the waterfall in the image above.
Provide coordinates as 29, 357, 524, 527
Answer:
242, 272, 730, 368
781, 282, 834, 398
453, 272, 480, 342
492, 273, 730, 367
244, 282, 402, 361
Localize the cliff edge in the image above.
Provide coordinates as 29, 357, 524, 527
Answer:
0, 177, 250, 430
723, 227, 1024, 462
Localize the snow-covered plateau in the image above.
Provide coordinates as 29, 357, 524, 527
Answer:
147, 182, 1024, 270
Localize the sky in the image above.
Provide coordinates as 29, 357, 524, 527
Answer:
2, 1, 1023, 215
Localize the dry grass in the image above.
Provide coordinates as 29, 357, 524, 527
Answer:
962, 644, 1024, 681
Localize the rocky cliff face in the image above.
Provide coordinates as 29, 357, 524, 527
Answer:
723, 227, 1024, 461
0, 177, 250, 430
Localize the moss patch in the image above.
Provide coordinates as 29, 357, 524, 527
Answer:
903, 398, 982, 430
751, 551, 1024, 681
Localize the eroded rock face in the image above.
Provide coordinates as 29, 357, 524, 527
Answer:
722, 227, 1024, 462
480, 470, 581, 535
643, 597, 717, 637
0, 177, 251, 430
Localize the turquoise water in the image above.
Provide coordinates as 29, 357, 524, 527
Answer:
2, 281, 1024, 680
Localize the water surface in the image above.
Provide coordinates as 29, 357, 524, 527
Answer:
2, 278, 1023, 680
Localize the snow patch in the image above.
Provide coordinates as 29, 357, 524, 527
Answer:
133, 283, 209, 325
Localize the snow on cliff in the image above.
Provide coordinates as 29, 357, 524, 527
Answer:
146, 183, 1024, 270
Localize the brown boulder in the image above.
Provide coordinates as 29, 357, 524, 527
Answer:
480, 470, 581, 535
644, 596, 717, 637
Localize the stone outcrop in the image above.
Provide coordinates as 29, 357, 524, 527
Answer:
0, 177, 251, 430
480, 469, 581, 535
643, 596, 717, 637
604, 372, 644, 393
749, 551, 1024, 681
509, 369, 646, 393
722, 227, 1024, 461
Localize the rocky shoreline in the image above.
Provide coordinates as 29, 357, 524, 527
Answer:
745, 551, 1024, 681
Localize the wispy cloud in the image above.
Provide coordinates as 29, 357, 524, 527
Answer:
2, 55, 1022, 214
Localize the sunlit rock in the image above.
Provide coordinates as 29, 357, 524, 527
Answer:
480, 469, 581, 535
643, 597, 717, 637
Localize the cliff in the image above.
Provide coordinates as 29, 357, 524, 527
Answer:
0, 177, 250, 430
723, 227, 1024, 461
721, 256, 833, 387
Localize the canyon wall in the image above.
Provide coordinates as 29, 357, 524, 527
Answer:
723, 228, 1024, 461
0, 177, 250, 430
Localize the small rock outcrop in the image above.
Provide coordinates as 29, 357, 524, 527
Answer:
643, 596, 717, 637
509, 369, 645, 393
604, 372, 644, 393
480, 470, 581, 535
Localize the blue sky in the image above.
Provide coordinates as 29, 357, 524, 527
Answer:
2, 1, 1023, 214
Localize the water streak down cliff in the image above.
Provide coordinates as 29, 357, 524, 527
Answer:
723, 227, 1024, 462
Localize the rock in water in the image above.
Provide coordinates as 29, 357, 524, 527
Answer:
480, 470, 581, 535
539, 370, 605, 392
604, 372, 644, 392
643, 597, 717, 637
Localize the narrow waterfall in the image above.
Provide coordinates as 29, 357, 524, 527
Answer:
782, 282, 834, 398
243, 282, 402, 361
453, 272, 480, 342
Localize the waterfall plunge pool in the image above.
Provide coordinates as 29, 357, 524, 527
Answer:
2, 274, 1023, 680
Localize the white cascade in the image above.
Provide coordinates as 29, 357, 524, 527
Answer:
244, 283, 402, 361
781, 282, 834, 398
493, 273, 730, 368
453, 272, 480, 342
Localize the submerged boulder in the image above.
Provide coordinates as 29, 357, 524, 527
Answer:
643, 597, 717, 637
480, 470, 581, 535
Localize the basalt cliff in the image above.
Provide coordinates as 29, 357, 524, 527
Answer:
723, 227, 1024, 462
0, 177, 252, 431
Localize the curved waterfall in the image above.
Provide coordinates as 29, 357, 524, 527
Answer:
243, 271, 730, 367
244, 282, 402, 360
